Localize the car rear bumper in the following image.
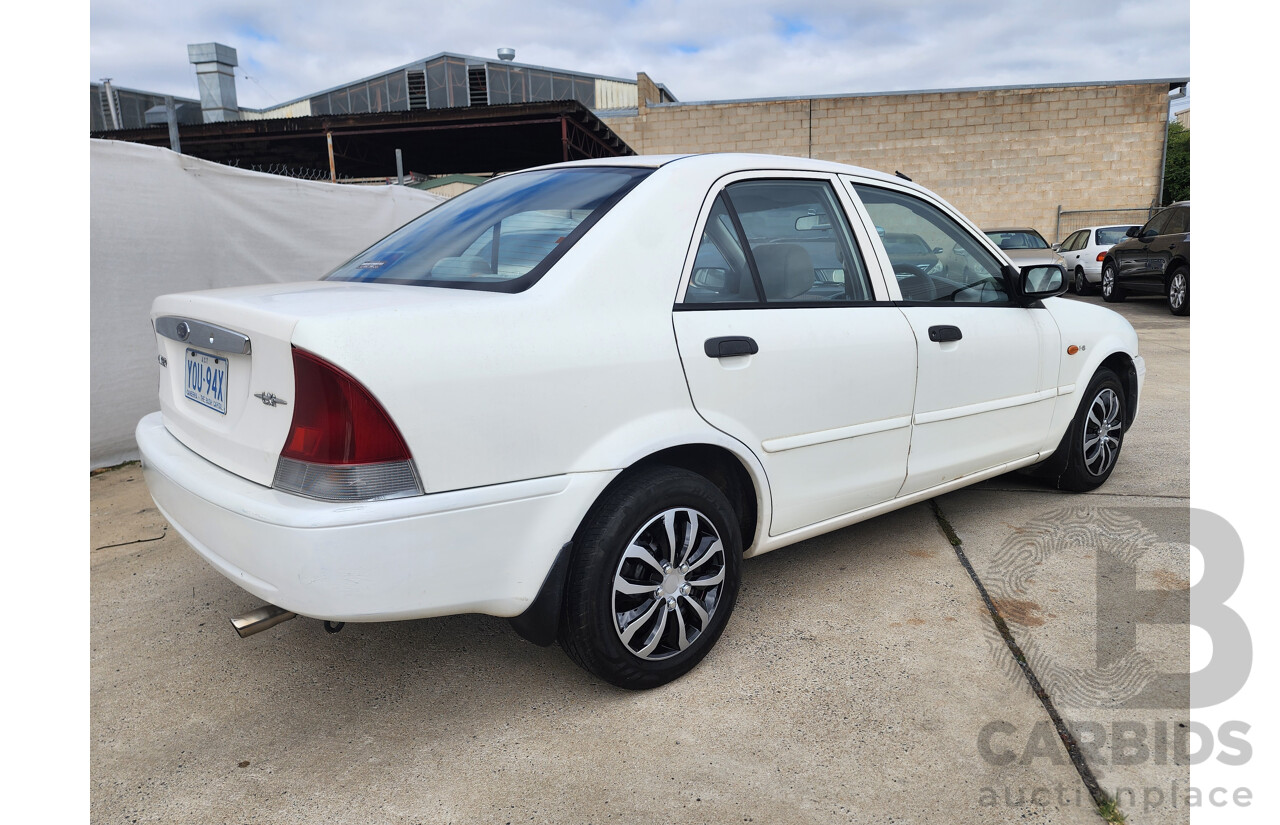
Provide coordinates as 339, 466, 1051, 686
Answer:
136, 412, 616, 622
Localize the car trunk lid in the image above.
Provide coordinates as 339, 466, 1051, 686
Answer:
150, 281, 461, 487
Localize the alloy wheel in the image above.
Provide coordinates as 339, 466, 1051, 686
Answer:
1083, 388, 1122, 476
1169, 271, 1187, 311
612, 508, 726, 661
1101, 268, 1115, 298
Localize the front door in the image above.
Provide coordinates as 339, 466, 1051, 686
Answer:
672, 174, 918, 536
845, 179, 1061, 495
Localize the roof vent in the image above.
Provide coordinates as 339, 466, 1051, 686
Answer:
497, 48, 516, 62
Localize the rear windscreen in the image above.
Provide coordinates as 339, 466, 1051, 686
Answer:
326, 166, 652, 292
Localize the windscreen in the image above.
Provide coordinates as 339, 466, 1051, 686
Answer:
984, 230, 1049, 250
1095, 226, 1135, 245
326, 167, 652, 291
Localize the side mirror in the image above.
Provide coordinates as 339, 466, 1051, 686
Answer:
1019, 264, 1068, 301
931, 247, 944, 255
1051, 242, 1061, 252
1125, 226, 1140, 238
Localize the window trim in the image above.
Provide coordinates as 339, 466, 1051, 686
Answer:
839, 175, 1020, 308
673, 171, 894, 309
718, 190, 769, 303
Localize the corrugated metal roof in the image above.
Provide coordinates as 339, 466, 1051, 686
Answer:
252, 52, 640, 114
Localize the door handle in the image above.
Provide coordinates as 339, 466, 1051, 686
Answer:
928, 325, 963, 343
704, 336, 759, 358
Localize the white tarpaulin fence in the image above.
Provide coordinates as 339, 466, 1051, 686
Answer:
90, 139, 444, 468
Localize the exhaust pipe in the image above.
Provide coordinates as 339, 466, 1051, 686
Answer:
230, 604, 297, 638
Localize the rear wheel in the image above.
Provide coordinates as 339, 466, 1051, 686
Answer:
1167, 265, 1190, 316
1100, 262, 1125, 302
1072, 267, 1092, 295
559, 466, 742, 689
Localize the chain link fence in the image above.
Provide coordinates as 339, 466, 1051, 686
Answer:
1054, 207, 1161, 244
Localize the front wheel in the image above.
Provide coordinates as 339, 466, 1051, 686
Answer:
1048, 368, 1128, 491
559, 466, 742, 689
1100, 262, 1125, 303
1167, 265, 1190, 316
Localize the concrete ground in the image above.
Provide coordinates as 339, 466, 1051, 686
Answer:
91, 292, 1188, 824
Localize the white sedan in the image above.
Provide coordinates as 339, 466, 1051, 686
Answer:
138, 153, 1144, 689
1056, 224, 1141, 295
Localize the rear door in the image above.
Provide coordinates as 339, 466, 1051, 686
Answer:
672, 172, 918, 536
1124, 209, 1172, 286
844, 178, 1061, 495
1150, 206, 1188, 279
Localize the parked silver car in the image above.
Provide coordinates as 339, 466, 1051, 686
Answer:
1055, 225, 1140, 295
984, 227, 1066, 270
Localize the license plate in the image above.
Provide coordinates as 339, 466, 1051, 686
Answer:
184, 348, 228, 414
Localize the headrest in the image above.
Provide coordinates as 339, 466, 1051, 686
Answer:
752, 244, 813, 300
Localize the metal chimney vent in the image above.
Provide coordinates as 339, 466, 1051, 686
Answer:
497, 48, 516, 62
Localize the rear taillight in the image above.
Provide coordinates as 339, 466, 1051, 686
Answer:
273, 347, 423, 501
1097, 252, 1107, 262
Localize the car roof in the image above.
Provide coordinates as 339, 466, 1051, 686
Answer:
984, 227, 1040, 233
524, 152, 912, 189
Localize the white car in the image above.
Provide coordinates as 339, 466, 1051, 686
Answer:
1055, 225, 1141, 296
138, 153, 1144, 689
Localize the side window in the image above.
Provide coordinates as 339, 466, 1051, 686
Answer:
1064, 231, 1085, 252
1142, 209, 1173, 237
683, 179, 875, 304
852, 184, 1011, 304
684, 194, 760, 304
723, 179, 874, 302
1165, 208, 1189, 234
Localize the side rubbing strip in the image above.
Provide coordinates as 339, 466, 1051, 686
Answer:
762, 415, 913, 453
913, 389, 1057, 425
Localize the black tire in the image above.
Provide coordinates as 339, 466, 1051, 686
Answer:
1040, 368, 1127, 492
559, 466, 742, 689
1100, 261, 1125, 303
1167, 265, 1190, 316
1072, 267, 1093, 296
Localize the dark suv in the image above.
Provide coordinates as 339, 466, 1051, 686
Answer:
1100, 202, 1190, 315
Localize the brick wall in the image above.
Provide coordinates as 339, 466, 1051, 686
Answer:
603, 82, 1171, 243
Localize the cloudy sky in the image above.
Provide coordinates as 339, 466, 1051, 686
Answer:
89, 0, 1189, 110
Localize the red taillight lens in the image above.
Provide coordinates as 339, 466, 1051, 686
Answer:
1097, 252, 1107, 262
274, 348, 422, 502
281, 348, 410, 465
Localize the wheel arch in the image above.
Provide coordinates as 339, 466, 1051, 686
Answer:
1163, 257, 1190, 286
626, 444, 761, 553
509, 441, 766, 648
1098, 351, 1139, 430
